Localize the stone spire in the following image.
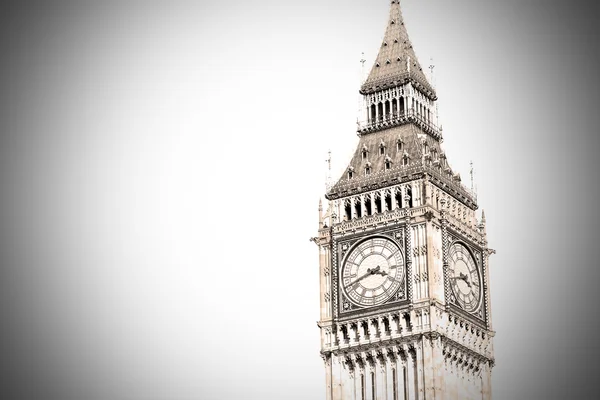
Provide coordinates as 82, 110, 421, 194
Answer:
360, 0, 436, 99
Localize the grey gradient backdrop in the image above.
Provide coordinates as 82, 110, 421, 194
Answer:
1, 1, 598, 399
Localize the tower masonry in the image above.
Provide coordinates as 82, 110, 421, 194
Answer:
314, 2, 495, 399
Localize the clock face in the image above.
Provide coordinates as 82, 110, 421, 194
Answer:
341, 237, 404, 307
448, 242, 481, 313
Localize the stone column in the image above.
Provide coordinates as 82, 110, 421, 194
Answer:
332, 354, 343, 400
377, 352, 386, 400
370, 193, 376, 217
342, 357, 356, 400
440, 198, 449, 306
481, 362, 492, 400
415, 341, 425, 400
422, 335, 435, 400
404, 200, 413, 303
399, 312, 408, 334
323, 354, 333, 400
351, 323, 360, 344
378, 316, 388, 340
404, 345, 416, 400
337, 324, 345, 347
369, 319, 379, 342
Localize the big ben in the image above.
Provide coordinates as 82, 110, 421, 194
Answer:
314, 1, 495, 399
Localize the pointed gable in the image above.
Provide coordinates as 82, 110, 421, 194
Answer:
360, 0, 436, 99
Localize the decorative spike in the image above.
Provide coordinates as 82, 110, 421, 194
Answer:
318, 198, 324, 229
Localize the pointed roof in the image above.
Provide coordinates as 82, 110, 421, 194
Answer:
360, 0, 436, 99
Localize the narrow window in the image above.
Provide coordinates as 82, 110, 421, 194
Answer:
385, 160, 391, 170
365, 198, 372, 216
402, 156, 409, 167
348, 170, 354, 179
371, 371, 376, 400
396, 190, 403, 208
370, 104, 376, 123
378, 103, 384, 121
392, 368, 398, 400
403, 367, 408, 400
406, 186, 413, 208
365, 166, 371, 175
375, 195, 382, 214
413, 361, 419, 400
345, 201, 352, 221
385, 193, 392, 211
397, 140, 403, 152
379, 145, 385, 155
355, 199, 362, 218
362, 149, 368, 160
361, 374, 366, 400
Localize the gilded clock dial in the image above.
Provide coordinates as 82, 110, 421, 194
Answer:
448, 242, 481, 312
341, 237, 404, 307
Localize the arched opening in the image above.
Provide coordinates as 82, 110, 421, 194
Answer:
375, 194, 383, 214
370, 104, 376, 123
406, 186, 413, 208
365, 197, 372, 216
385, 193, 392, 211
399, 97, 405, 115
396, 189, 403, 208
392, 98, 398, 118
345, 201, 352, 221
385, 100, 391, 120
377, 103, 384, 122
355, 199, 362, 219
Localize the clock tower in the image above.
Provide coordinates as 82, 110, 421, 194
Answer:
314, 1, 495, 399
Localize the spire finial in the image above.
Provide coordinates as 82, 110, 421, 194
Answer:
470, 160, 474, 194
360, 52, 366, 81
429, 58, 436, 88
325, 150, 333, 191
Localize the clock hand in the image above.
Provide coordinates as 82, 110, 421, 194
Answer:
345, 266, 381, 287
451, 273, 472, 288
459, 272, 472, 288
